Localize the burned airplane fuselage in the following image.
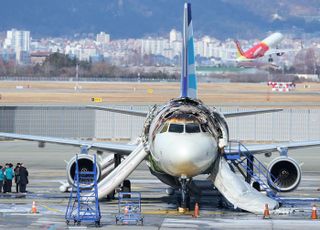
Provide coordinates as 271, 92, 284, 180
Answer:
142, 97, 229, 181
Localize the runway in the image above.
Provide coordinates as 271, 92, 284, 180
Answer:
0, 141, 320, 229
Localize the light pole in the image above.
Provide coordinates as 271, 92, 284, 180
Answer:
75, 63, 79, 91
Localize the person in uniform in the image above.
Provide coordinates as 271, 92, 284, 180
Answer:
14, 163, 21, 193
0, 165, 4, 193
4, 163, 14, 193
19, 163, 29, 193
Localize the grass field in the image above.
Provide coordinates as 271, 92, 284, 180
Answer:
0, 81, 319, 106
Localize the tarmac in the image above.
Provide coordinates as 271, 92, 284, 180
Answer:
0, 141, 320, 229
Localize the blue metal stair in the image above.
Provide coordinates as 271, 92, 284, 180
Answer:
225, 141, 281, 201
65, 154, 101, 227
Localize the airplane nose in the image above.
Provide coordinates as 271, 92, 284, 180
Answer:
154, 133, 217, 177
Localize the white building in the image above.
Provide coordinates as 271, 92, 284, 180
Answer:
4, 29, 30, 63
141, 37, 170, 56
169, 29, 182, 43
96, 32, 110, 44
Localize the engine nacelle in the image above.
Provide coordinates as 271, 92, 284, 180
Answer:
267, 156, 301, 192
66, 155, 101, 186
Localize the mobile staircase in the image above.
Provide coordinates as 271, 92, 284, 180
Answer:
224, 141, 320, 207
65, 154, 101, 227
224, 141, 281, 202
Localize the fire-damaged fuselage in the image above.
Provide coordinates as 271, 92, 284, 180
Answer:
142, 97, 229, 184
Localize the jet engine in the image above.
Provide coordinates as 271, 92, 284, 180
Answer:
66, 154, 101, 186
267, 156, 301, 192
65, 154, 115, 188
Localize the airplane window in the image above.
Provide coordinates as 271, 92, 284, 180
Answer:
168, 124, 184, 133
160, 123, 169, 133
185, 123, 201, 133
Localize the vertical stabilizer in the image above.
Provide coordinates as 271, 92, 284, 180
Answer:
180, 2, 197, 99
234, 40, 245, 58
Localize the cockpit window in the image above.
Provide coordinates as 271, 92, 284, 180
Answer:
160, 123, 169, 133
168, 123, 184, 133
185, 123, 201, 133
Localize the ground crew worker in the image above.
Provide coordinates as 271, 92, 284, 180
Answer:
3, 163, 8, 193
0, 165, 3, 193
14, 163, 21, 193
19, 163, 29, 193
4, 163, 14, 193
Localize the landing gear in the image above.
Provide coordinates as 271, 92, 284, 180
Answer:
178, 178, 191, 211
122, 180, 131, 193
122, 180, 131, 198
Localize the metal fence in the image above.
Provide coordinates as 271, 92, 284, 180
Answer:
0, 105, 319, 142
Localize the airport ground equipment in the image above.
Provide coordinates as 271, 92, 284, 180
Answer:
65, 154, 101, 227
115, 192, 143, 225
224, 141, 280, 200
224, 141, 320, 207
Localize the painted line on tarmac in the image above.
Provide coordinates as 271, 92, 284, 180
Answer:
142, 210, 224, 215
38, 203, 64, 214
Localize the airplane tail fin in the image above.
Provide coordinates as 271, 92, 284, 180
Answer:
180, 2, 197, 99
234, 40, 246, 58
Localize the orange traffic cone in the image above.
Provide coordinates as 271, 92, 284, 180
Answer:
31, 201, 37, 214
193, 202, 200, 218
263, 204, 270, 219
311, 205, 318, 220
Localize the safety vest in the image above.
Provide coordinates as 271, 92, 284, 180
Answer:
0, 170, 3, 181
4, 168, 14, 180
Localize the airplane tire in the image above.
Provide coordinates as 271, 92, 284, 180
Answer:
122, 180, 131, 198
107, 190, 115, 200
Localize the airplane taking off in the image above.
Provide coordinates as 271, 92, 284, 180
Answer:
235, 32, 285, 63
1, 3, 320, 214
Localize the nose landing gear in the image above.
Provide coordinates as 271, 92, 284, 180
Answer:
177, 177, 191, 212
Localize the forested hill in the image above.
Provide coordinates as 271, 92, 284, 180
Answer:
1, 0, 320, 39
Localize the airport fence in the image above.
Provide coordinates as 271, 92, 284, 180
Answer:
0, 105, 319, 142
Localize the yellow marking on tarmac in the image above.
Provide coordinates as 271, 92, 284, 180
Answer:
38, 203, 64, 214
142, 210, 224, 215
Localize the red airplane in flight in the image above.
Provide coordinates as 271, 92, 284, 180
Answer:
235, 32, 285, 63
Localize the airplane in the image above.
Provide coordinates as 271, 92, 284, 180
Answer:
1, 3, 320, 214
235, 32, 285, 63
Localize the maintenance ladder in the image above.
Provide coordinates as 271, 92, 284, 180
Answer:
65, 154, 101, 227
224, 141, 281, 201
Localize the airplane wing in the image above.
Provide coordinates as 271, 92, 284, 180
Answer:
225, 140, 320, 155
86, 106, 282, 118
0, 132, 136, 155
223, 109, 282, 118
86, 105, 148, 117
265, 48, 297, 56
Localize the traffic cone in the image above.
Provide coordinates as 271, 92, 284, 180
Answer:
31, 201, 37, 214
311, 205, 317, 220
193, 202, 200, 218
263, 203, 270, 219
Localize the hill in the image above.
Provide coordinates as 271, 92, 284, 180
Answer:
1, 0, 320, 39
